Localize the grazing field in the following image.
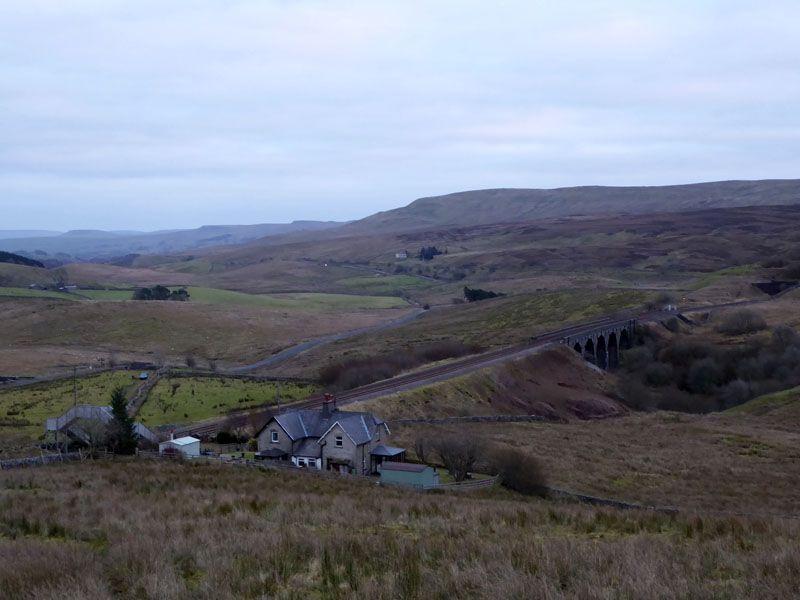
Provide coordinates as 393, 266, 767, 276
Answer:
0, 460, 797, 599
179, 287, 408, 310
0, 287, 77, 301
138, 377, 318, 428
73, 289, 135, 301
0, 371, 139, 447
334, 274, 439, 295
0, 296, 415, 374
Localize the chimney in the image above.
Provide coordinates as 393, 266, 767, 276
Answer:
321, 401, 331, 419
170, 429, 174, 441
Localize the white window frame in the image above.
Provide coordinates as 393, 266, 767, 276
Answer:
335, 435, 343, 447
271, 430, 279, 443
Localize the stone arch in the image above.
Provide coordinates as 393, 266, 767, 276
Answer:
619, 328, 631, 350
607, 331, 619, 370
573, 342, 582, 354
596, 335, 607, 370
583, 338, 596, 364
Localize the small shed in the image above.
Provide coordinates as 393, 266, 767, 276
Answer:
379, 462, 439, 489
159, 435, 200, 457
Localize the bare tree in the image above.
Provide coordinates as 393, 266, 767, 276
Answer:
434, 434, 484, 481
414, 436, 429, 464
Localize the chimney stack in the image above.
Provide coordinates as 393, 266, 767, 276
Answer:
170, 429, 174, 441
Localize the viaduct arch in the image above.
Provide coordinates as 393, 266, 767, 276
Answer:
562, 320, 635, 370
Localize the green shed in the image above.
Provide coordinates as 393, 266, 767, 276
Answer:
379, 462, 439, 490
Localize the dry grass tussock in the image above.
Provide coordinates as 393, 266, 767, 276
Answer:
1, 460, 799, 599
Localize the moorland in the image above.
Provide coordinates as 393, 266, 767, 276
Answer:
2, 180, 800, 598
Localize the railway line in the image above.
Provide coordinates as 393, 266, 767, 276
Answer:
171, 311, 649, 440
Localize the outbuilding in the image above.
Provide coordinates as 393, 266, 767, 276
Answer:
159, 435, 200, 457
379, 462, 439, 490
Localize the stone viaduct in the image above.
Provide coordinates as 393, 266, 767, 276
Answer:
561, 319, 636, 370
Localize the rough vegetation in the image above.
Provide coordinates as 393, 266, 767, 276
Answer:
318, 340, 481, 390
616, 316, 800, 413
1, 460, 798, 599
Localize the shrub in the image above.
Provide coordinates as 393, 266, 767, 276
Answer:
716, 309, 767, 336
688, 358, 723, 394
489, 448, 547, 497
621, 346, 653, 372
644, 362, 674, 387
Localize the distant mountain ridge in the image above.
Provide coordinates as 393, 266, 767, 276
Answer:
0, 221, 344, 263
348, 179, 800, 233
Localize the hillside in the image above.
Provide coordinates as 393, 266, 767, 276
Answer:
0, 221, 343, 263
349, 346, 626, 421
348, 179, 800, 233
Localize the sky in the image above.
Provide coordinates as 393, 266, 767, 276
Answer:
1, 1, 799, 231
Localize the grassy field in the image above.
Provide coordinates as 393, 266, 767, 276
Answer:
0, 296, 415, 374
335, 274, 438, 295
0, 287, 78, 301
0, 371, 140, 447
685, 263, 761, 291
74, 289, 135, 301
137, 377, 318, 428
0, 459, 797, 599
179, 287, 408, 310
726, 385, 800, 416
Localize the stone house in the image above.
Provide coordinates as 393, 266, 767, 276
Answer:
255, 402, 405, 475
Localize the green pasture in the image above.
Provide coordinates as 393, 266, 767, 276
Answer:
75, 289, 136, 301
335, 275, 437, 295
0, 287, 79, 301
174, 287, 406, 310
0, 371, 140, 445
137, 377, 319, 427
726, 385, 800, 416
686, 264, 760, 291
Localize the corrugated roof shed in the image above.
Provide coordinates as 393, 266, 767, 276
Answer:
380, 462, 430, 473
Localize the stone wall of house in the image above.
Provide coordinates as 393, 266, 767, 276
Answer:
320, 422, 358, 470
256, 420, 293, 454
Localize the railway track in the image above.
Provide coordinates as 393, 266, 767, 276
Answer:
171, 313, 643, 440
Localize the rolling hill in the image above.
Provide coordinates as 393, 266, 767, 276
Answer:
347, 179, 800, 233
0, 221, 344, 263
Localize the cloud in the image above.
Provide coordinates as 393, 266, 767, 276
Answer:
1, 1, 799, 229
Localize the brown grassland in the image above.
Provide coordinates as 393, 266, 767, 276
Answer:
1, 459, 799, 600
0, 296, 414, 373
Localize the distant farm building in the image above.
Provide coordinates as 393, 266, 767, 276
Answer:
159, 435, 201, 457
395, 251, 408, 259
379, 462, 439, 489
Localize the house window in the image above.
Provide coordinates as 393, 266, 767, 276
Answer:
271, 430, 279, 443
335, 435, 343, 447
297, 458, 305, 467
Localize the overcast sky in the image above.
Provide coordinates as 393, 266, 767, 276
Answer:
1, 1, 799, 231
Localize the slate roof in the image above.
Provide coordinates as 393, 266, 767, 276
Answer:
269, 408, 387, 447
371, 445, 406, 457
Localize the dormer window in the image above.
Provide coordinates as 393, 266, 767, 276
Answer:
335, 435, 343, 447
271, 431, 279, 443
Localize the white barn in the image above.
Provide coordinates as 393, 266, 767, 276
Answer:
158, 435, 201, 457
